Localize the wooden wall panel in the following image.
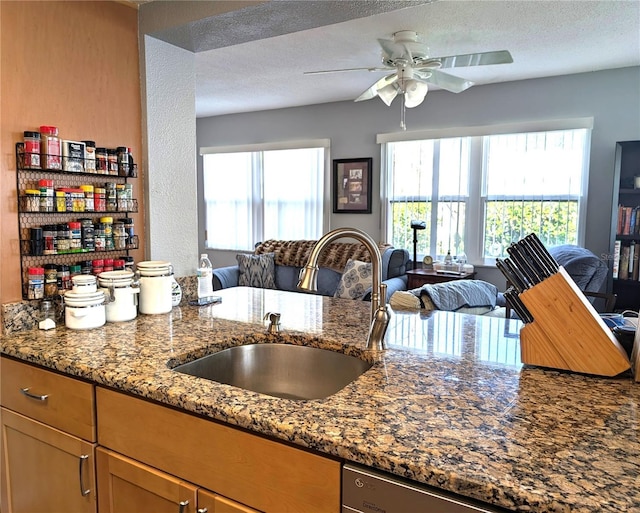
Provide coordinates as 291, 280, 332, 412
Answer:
1, 1, 144, 304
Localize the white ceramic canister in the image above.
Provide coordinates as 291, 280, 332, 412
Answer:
64, 290, 106, 330
98, 270, 139, 322
71, 274, 97, 294
137, 261, 173, 314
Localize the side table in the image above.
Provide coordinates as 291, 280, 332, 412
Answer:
406, 269, 476, 290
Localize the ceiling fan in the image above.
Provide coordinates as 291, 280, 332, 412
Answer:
305, 30, 513, 129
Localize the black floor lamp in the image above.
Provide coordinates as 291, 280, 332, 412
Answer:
410, 220, 426, 270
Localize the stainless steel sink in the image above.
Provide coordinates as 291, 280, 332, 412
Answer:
172, 343, 372, 400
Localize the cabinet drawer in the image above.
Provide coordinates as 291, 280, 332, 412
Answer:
97, 387, 340, 513
1, 357, 96, 441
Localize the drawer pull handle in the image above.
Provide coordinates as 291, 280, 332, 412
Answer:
178, 500, 189, 513
197, 508, 208, 513
20, 387, 49, 401
79, 454, 90, 496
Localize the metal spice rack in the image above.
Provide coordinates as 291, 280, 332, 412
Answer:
15, 142, 139, 300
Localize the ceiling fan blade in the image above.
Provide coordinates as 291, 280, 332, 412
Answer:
437, 50, 513, 69
424, 69, 474, 93
355, 73, 398, 102
304, 66, 390, 75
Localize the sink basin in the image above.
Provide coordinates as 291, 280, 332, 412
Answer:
172, 343, 372, 400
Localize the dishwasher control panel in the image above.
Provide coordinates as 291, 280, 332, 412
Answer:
342, 463, 505, 513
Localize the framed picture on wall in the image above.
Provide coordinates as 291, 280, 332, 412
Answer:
333, 158, 373, 214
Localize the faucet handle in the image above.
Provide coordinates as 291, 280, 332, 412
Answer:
263, 312, 281, 333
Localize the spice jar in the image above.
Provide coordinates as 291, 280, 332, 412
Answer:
69, 221, 82, 252
43, 225, 57, 255
23, 131, 41, 169
96, 147, 108, 174
28, 267, 45, 299
113, 222, 128, 250
82, 141, 96, 173
40, 125, 61, 170
94, 222, 106, 251
25, 189, 40, 212
92, 259, 104, 275
55, 190, 66, 212
107, 149, 119, 176
56, 223, 71, 253
44, 264, 58, 297
101, 216, 114, 250
80, 185, 94, 211
103, 258, 114, 272
80, 218, 95, 252
105, 182, 117, 211
117, 146, 130, 176
30, 227, 43, 256
57, 264, 71, 291
94, 187, 106, 212
38, 179, 54, 212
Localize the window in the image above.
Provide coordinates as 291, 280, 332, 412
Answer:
380, 121, 591, 264
201, 142, 328, 251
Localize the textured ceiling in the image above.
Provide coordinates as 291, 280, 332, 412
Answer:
140, 0, 640, 118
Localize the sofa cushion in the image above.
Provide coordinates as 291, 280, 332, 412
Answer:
236, 253, 276, 289
334, 259, 372, 300
275, 266, 342, 296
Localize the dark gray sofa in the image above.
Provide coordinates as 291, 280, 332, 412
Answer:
212, 241, 410, 301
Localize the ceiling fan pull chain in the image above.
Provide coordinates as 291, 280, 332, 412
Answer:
400, 94, 406, 131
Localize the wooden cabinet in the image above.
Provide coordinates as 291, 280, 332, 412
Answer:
610, 140, 640, 311
96, 387, 341, 513
0, 357, 97, 513
97, 448, 260, 513
1, 357, 340, 512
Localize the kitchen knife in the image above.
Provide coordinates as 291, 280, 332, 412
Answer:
496, 258, 522, 293
504, 287, 534, 323
507, 244, 543, 285
525, 233, 559, 273
503, 257, 532, 291
519, 237, 553, 279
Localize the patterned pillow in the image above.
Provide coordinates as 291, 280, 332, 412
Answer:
334, 259, 372, 300
237, 253, 276, 289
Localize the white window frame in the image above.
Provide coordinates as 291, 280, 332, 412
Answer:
378, 118, 593, 265
200, 139, 331, 251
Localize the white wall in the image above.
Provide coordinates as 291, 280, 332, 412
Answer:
196, 67, 640, 287
142, 36, 199, 276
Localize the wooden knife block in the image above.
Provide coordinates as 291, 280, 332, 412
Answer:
518, 267, 631, 377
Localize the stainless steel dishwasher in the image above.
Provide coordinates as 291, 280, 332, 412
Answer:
342, 463, 507, 513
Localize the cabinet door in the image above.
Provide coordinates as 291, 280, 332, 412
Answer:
197, 488, 262, 513
96, 447, 198, 513
0, 408, 96, 513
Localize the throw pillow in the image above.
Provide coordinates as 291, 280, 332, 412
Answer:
236, 253, 276, 289
334, 259, 372, 300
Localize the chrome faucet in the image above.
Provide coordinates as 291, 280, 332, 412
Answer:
263, 312, 281, 334
297, 227, 391, 350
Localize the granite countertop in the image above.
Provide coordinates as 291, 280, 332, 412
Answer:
1, 287, 639, 512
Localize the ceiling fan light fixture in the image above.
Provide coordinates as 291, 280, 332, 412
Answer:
404, 79, 428, 108
377, 83, 398, 106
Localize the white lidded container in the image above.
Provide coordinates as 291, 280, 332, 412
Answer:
98, 270, 139, 322
64, 290, 106, 330
71, 274, 97, 294
137, 260, 173, 315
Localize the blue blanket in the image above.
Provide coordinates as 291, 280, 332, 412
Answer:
411, 280, 498, 311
